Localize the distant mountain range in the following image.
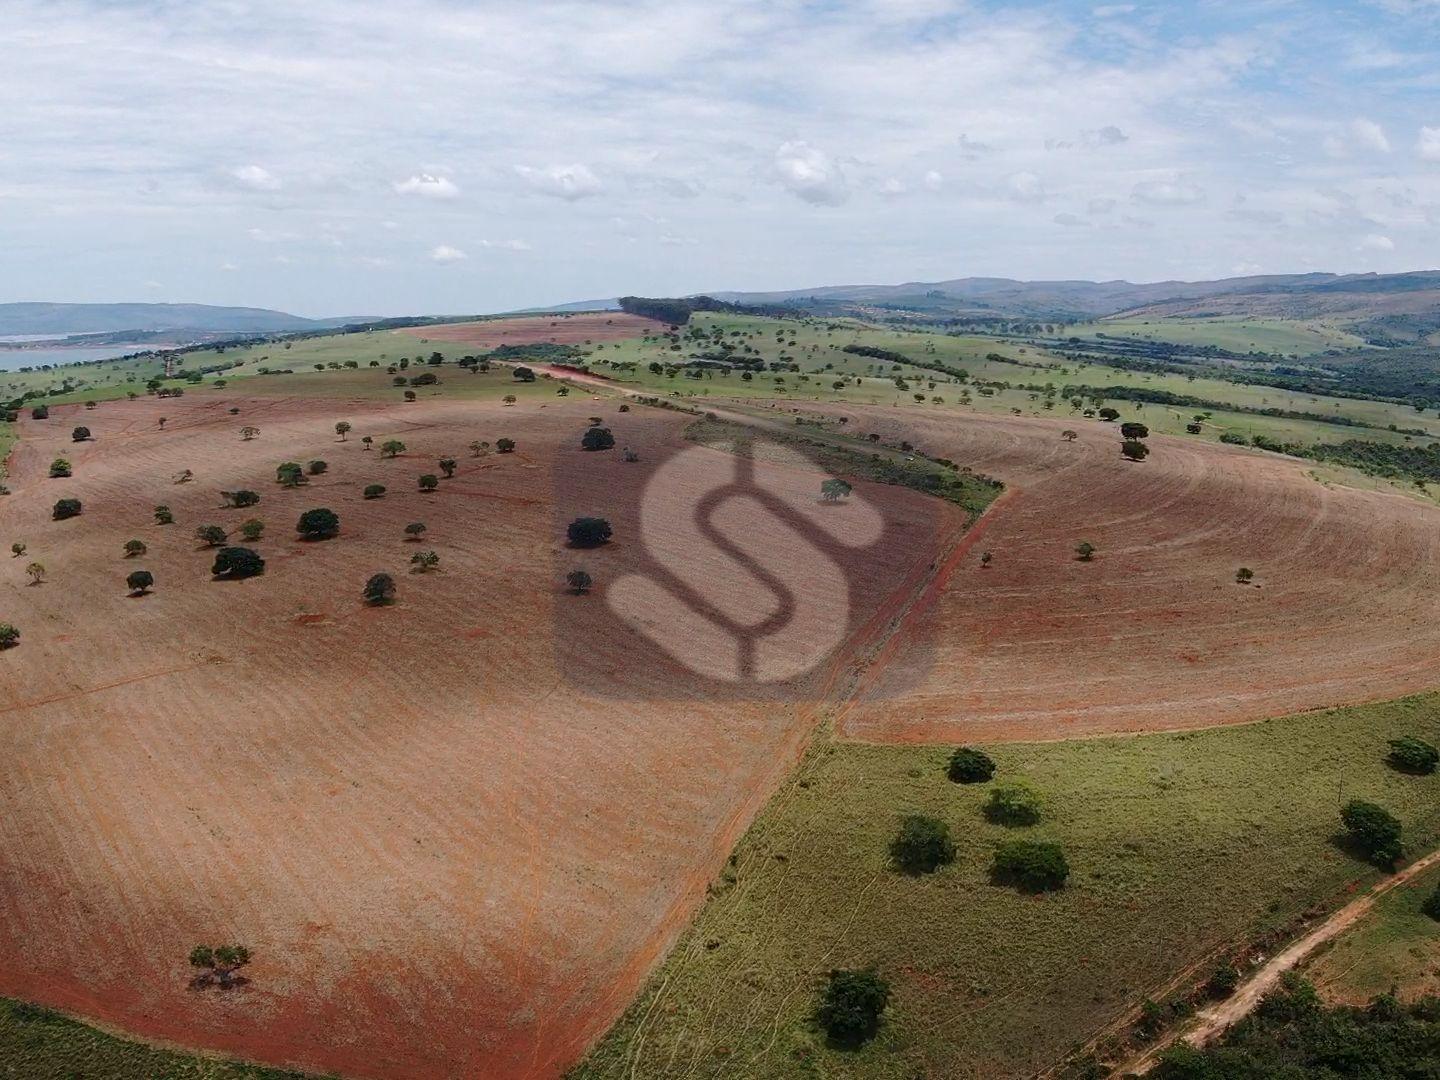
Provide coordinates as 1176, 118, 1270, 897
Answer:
0, 302, 367, 338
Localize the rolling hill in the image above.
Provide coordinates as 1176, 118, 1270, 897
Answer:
0, 302, 357, 337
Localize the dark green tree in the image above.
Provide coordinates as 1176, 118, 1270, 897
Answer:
363, 573, 396, 605
1341, 799, 1403, 867
947, 747, 996, 784
126, 569, 154, 595
991, 839, 1069, 891
297, 508, 340, 539
890, 814, 955, 874
815, 968, 890, 1046
581, 427, 616, 451
212, 547, 265, 579
567, 517, 612, 547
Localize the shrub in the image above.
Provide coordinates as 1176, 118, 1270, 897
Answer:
403, 390, 417, 402
821, 478, 853, 502
52, 498, 82, 520
1097, 407, 1119, 421
438, 457, 457, 478
1121, 439, 1150, 461
9, 543, 24, 557
335, 421, 352, 440
1219, 432, 1247, 445
123, 539, 147, 557
31, 405, 48, 420
71, 426, 91, 442
1120, 422, 1149, 440
1075, 541, 1096, 561
889, 814, 955, 874
195, 525, 228, 546
276, 462, 305, 487
154, 505, 174, 525
297, 508, 340, 539
0, 624, 18, 648
224, 489, 260, 508
947, 747, 996, 784
126, 570, 154, 595
307, 460, 327, 476
418, 474, 439, 492
239, 519, 264, 542
240, 426, 259, 440
496, 438, 516, 453
1206, 963, 1240, 999
188, 944, 251, 989
25, 562, 44, 583
363, 573, 396, 605
211, 546, 265, 579
567, 517, 612, 547
991, 838, 1070, 891
1236, 567, 1254, 584
410, 549, 440, 572
581, 427, 616, 451
985, 781, 1042, 825
566, 569, 593, 594
363, 484, 386, 499
1387, 737, 1439, 774
381, 440, 406, 458
49, 458, 72, 478
404, 522, 427, 540
816, 968, 890, 1046
1341, 799, 1403, 867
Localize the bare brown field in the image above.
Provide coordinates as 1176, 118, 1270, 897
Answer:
396, 312, 664, 350
0, 392, 946, 1079
809, 405, 1440, 743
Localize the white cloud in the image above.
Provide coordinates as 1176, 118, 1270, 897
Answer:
1005, 171, 1047, 203
1418, 126, 1440, 161
230, 165, 280, 191
429, 244, 468, 262
1131, 179, 1205, 206
478, 238, 532, 251
774, 142, 848, 206
877, 177, 907, 198
1359, 233, 1395, 250
1351, 118, 1392, 153
1053, 212, 1089, 228
922, 170, 943, 192
393, 174, 460, 199
514, 163, 603, 201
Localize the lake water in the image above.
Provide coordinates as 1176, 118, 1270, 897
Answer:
0, 345, 146, 372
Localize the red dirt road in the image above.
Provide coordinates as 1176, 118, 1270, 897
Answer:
0, 391, 942, 1079
396, 312, 664, 350
821, 406, 1440, 743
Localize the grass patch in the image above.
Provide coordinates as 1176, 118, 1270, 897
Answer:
574, 695, 1440, 1079
0, 997, 320, 1079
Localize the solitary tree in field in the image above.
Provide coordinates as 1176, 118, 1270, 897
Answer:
502, 395, 517, 406
816, 968, 890, 1047
418, 474, 439, 492
361, 435, 374, 451
890, 815, 955, 874
469, 440, 490, 457
404, 522, 427, 540
567, 517, 612, 548
410, 549, 440, 573
821, 478, 852, 502
126, 569, 154, 595
947, 747, 996, 784
0, 623, 18, 648
403, 390, 417, 402
1120, 422, 1150, 440
276, 462, 305, 487
123, 539, 147, 558
71, 426, 91, 442
240, 426, 260, 441
240, 519, 264, 542
154, 505, 174, 525
496, 438, 516, 453
1075, 541, 1096, 561
985, 781, 1043, 826
1097, 407, 1119, 422
195, 524, 229, 547
1341, 799, 1404, 867
10, 543, 24, 558
566, 569, 593, 594
222, 490, 260, 508
49, 458, 72, 478
25, 562, 45, 584
363, 484, 386, 499
980, 550, 993, 567
1235, 567, 1254, 584
307, 460, 327, 476
335, 421, 352, 441
992, 839, 1070, 892
1120, 439, 1149, 462
581, 427, 615, 451
381, 439, 406, 458
1387, 736, 1439, 775
1061, 429, 1078, 442
296, 508, 340, 539
158, 417, 167, 429
363, 573, 397, 605
438, 457, 457, 478
52, 499, 82, 520
188, 945, 251, 989
211, 546, 265, 579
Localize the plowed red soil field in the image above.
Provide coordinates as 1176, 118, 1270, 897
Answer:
0, 392, 946, 1079
818, 405, 1440, 743
397, 312, 664, 349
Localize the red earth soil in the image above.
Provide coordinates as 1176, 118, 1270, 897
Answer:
0, 390, 946, 1079
396, 312, 665, 350
785, 404, 1440, 743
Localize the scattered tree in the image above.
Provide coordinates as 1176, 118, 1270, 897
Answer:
890, 814, 956, 874
1121, 439, 1150, 462
567, 517, 612, 547
410, 549, 440, 572
381, 439, 406, 458
991, 838, 1070, 891
0, 623, 17, 649
123, 539, 147, 557
1097, 407, 1120, 422
566, 569, 593, 594
985, 781, 1043, 825
1206, 963, 1240, 999
71, 426, 91, 442
276, 462, 305, 487
438, 457, 457, 478
223, 489, 260, 508
363, 484, 386, 499
240, 426, 259, 441
335, 421, 352, 441
1061, 430, 1078, 441
52, 499, 82, 520
154, 505, 174, 525
496, 438, 516, 453
1075, 541, 1096, 561
1423, 883, 1440, 922
296, 508, 340, 539
239, 519, 264, 542
821, 477, 853, 502
947, 747, 996, 784
212, 546, 265, 579
469, 440, 490, 457
307, 459, 327, 476
49, 458, 72, 478
361, 435, 374, 451
581, 427, 616, 451
188, 944, 251, 989
404, 522, 427, 540
1120, 422, 1150, 440
1387, 736, 1439, 775
816, 968, 891, 1046
126, 569, 154, 595
418, 473, 439, 492
9, 543, 24, 558
1340, 799, 1403, 867
1236, 567, 1255, 584
363, 573, 396, 605
195, 524, 229, 547
25, 562, 45, 584
980, 550, 993, 567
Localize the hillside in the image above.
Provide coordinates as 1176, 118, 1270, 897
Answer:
0, 302, 342, 336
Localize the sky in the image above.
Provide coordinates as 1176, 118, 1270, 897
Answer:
4, 0, 1440, 317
